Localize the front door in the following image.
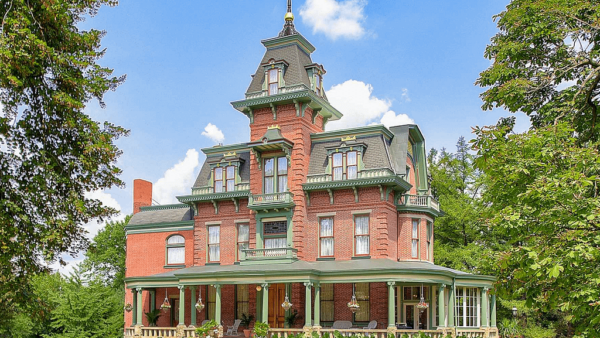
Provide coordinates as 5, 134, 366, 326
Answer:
268, 284, 286, 328
170, 298, 180, 327
404, 304, 428, 330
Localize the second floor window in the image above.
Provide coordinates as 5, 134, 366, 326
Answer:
426, 221, 432, 260
208, 225, 220, 262
268, 69, 279, 95
320, 218, 334, 257
355, 215, 370, 256
264, 157, 288, 194
412, 220, 419, 258
166, 235, 185, 265
263, 221, 287, 253
237, 224, 249, 260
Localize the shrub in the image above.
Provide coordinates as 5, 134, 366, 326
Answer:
196, 319, 219, 338
254, 321, 270, 338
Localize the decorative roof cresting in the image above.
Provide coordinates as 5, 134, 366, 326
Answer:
279, 0, 299, 37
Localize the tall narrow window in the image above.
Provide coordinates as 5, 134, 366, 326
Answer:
263, 221, 287, 255
235, 284, 249, 318
455, 287, 479, 327
426, 221, 432, 260
347, 151, 358, 179
332, 153, 343, 180
208, 225, 220, 262
411, 219, 419, 258
354, 283, 370, 322
319, 218, 334, 257
214, 167, 224, 193
320, 284, 334, 322
264, 158, 275, 194
268, 69, 279, 95
315, 74, 322, 96
166, 235, 185, 265
355, 215, 370, 256
226, 166, 235, 192
277, 157, 288, 193
237, 224, 249, 260
207, 286, 216, 320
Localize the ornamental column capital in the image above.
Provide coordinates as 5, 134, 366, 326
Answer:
136, 287, 143, 293
213, 284, 221, 290
387, 281, 396, 286
304, 282, 313, 288
178, 285, 185, 290
440, 284, 446, 289
261, 283, 269, 288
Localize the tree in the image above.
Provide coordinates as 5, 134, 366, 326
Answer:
0, 0, 126, 317
82, 215, 130, 290
477, 0, 600, 141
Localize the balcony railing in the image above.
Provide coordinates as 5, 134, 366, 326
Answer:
245, 84, 308, 99
240, 247, 298, 261
399, 194, 440, 212
248, 192, 293, 206
191, 183, 250, 196
306, 168, 399, 183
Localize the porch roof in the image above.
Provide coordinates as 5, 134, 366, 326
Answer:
125, 259, 495, 288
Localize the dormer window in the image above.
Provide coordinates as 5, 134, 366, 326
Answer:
268, 68, 279, 95
332, 150, 358, 181
214, 165, 235, 193
347, 151, 357, 179
315, 73, 322, 96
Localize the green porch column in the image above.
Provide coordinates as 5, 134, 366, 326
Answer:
150, 290, 156, 311
304, 282, 312, 328
136, 288, 143, 326
256, 289, 263, 323
191, 286, 197, 326
132, 289, 138, 326
481, 287, 489, 327
490, 294, 497, 327
387, 282, 396, 328
447, 285, 455, 327
313, 283, 321, 327
178, 286, 185, 326
438, 284, 446, 327
256, 217, 264, 249
215, 285, 222, 324
262, 284, 269, 323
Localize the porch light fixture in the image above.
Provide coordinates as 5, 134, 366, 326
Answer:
347, 294, 360, 313
160, 288, 172, 312
281, 291, 293, 311
195, 290, 205, 311
415, 284, 429, 311
124, 302, 133, 313
256, 285, 262, 292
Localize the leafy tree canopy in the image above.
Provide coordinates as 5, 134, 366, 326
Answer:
0, 0, 126, 316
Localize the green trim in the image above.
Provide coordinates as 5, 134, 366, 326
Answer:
202, 143, 250, 155
126, 221, 194, 235
397, 207, 442, 218
140, 204, 189, 211
312, 125, 394, 141
205, 263, 221, 266
191, 287, 197, 326
351, 256, 371, 260
262, 34, 316, 54
303, 175, 411, 192
177, 190, 250, 203
316, 257, 335, 261
164, 264, 186, 269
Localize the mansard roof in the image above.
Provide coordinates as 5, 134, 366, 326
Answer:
192, 150, 251, 189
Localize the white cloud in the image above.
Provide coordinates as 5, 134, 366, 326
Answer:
300, 0, 367, 40
84, 190, 124, 239
326, 80, 414, 130
153, 149, 200, 204
201, 123, 225, 144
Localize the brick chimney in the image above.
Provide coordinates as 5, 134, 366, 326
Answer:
133, 179, 152, 214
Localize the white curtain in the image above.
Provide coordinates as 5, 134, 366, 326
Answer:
167, 235, 185, 244
347, 166, 357, 179
355, 216, 370, 255
167, 247, 185, 264
238, 224, 249, 242
333, 153, 343, 180
209, 226, 220, 261
320, 218, 334, 256
264, 177, 274, 194
265, 237, 286, 256
278, 176, 287, 193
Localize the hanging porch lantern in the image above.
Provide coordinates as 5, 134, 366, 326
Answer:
124, 302, 133, 313
347, 294, 360, 313
195, 291, 205, 311
281, 293, 293, 311
160, 288, 172, 312
415, 284, 429, 311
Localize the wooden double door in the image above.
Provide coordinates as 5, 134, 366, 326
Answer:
268, 284, 287, 328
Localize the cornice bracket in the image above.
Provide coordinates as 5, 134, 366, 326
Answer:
379, 185, 384, 201
232, 198, 239, 213
352, 186, 359, 203
251, 148, 262, 170
293, 99, 300, 117
305, 191, 311, 206
327, 189, 334, 205
211, 200, 218, 214
244, 108, 254, 124
302, 100, 312, 118
270, 103, 277, 120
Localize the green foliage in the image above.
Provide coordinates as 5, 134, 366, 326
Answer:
196, 319, 219, 337
284, 309, 300, 327
0, 0, 127, 321
253, 321, 270, 338
240, 313, 254, 328
499, 318, 520, 338
523, 325, 556, 338
145, 309, 162, 327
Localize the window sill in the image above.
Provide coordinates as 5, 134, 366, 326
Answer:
164, 264, 186, 269
205, 262, 221, 266
234, 262, 241, 265
351, 256, 371, 260
317, 257, 335, 261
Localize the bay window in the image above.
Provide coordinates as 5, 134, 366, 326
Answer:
354, 215, 370, 256
264, 157, 288, 194
319, 218, 334, 257
426, 221, 432, 260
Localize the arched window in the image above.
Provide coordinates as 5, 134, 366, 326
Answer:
166, 235, 185, 265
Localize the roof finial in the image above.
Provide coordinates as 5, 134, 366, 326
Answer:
279, 0, 298, 37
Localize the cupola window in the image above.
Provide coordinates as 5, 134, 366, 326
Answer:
268, 68, 279, 95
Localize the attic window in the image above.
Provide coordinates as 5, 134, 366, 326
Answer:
332, 150, 358, 181
268, 69, 279, 95
315, 73, 322, 96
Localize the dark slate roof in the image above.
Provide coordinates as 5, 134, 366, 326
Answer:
128, 206, 193, 226
308, 134, 395, 176
246, 40, 314, 95
192, 151, 251, 189
389, 125, 410, 176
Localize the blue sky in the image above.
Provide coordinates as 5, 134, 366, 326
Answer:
72, 0, 526, 255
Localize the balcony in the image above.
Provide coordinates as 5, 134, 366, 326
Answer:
191, 183, 250, 196
397, 194, 441, 215
239, 247, 298, 265
247, 192, 294, 212
303, 168, 411, 197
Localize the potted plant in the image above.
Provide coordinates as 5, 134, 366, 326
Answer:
124, 302, 133, 312
253, 321, 270, 338
145, 309, 162, 327
196, 319, 219, 338
284, 309, 300, 328
240, 313, 255, 338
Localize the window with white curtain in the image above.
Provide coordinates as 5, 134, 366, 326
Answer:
277, 157, 288, 193
411, 219, 419, 258
268, 69, 279, 95
237, 224, 249, 260
166, 235, 185, 265
347, 151, 358, 179
226, 166, 235, 192
332, 153, 343, 180
320, 218, 334, 257
214, 167, 224, 193
455, 287, 480, 327
426, 221, 432, 260
355, 215, 370, 256
264, 158, 274, 194
208, 225, 220, 262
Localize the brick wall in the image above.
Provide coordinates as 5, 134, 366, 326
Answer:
126, 230, 194, 277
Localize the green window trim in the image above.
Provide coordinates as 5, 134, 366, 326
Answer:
262, 155, 288, 194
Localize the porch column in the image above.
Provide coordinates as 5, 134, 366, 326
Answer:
215, 285, 222, 324
490, 294, 497, 327
481, 287, 489, 327
438, 284, 446, 327
304, 282, 312, 328
262, 283, 269, 323
191, 286, 197, 327
178, 285, 185, 326
387, 282, 396, 328
132, 289, 138, 325
447, 285, 455, 327
150, 290, 156, 311
136, 288, 143, 326
313, 283, 321, 328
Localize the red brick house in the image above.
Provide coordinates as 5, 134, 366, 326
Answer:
124, 3, 497, 337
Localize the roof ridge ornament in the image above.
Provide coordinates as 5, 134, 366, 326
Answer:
279, 0, 299, 37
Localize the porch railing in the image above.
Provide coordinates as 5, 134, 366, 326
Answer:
269, 329, 450, 338
399, 194, 440, 212
457, 328, 499, 338
268, 328, 305, 338
248, 192, 294, 206
319, 329, 389, 338
241, 247, 298, 260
